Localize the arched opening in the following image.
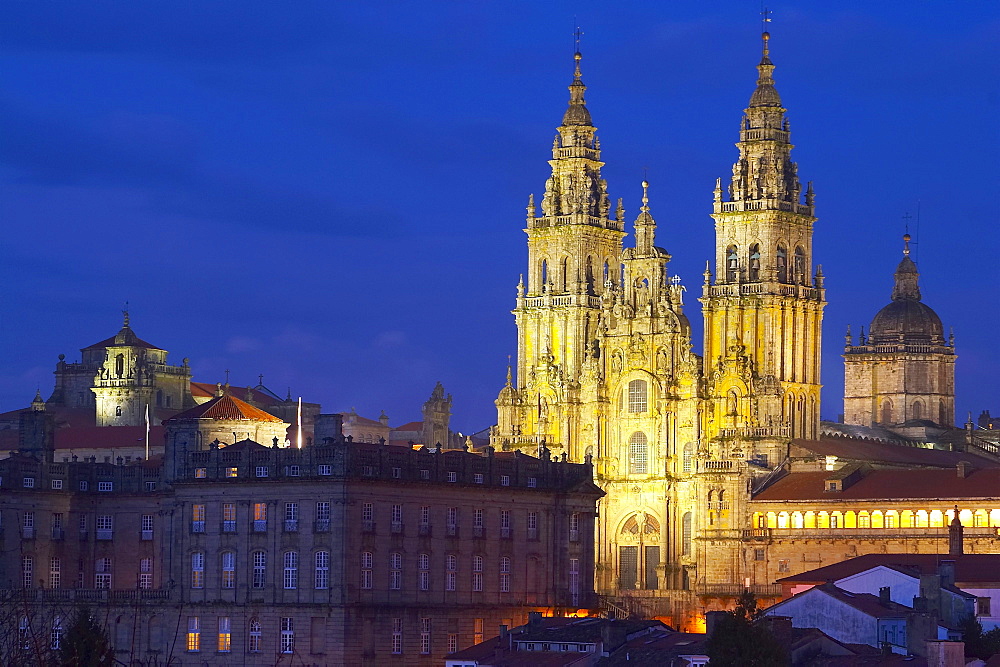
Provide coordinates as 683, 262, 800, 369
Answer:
586, 256, 595, 294
628, 379, 648, 413
776, 245, 788, 282
727, 390, 739, 416
682, 443, 694, 474
726, 246, 739, 282
791, 512, 803, 529
858, 511, 871, 528
777, 512, 789, 529
748, 244, 761, 281
540, 259, 548, 289
681, 512, 693, 556
560, 256, 569, 292
885, 510, 898, 528
912, 400, 923, 421
603, 261, 610, 286
115, 353, 125, 378
793, 246, 806, 283
629, 432, 648, 474
881, 399, 893, 425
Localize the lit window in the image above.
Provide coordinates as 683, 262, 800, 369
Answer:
194, 468, 207, 479
98, 481, 113, 492
191, 552, 205, 588
221, 552, 235, 589
253, 503, 267, 532
217, 617, 231, 652
50, 616, 62, 651
283, 551, 298, 589
315, 551, 330, 589
192, 504, 205, 532
280, 617, 294, 654
186, 617, 200, 652
225, 467, 238, 478
627, 379, 648, 413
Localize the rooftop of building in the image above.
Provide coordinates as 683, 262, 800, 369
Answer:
777, 553, 1000, 587
754, 465, 1000, 502
789, 436, 999, 470
164, 392, 285, 424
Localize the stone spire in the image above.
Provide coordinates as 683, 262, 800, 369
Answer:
724, 30, 807, 211
891, 233, 921, 301
633, 180, 656, 252
537, 47, 613, 221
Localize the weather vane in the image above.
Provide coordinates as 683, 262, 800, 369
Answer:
761, 5, 772, 32
574, 24, 583, 53
902, 211, 913, 235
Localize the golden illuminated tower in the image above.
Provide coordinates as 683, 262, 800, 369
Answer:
701, 31, 825, 453
496, 49, 624, 460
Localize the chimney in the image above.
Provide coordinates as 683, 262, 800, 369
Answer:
528, 611, 542, 628
956, 461, 970, 478
705, 611, 728, 637
938, 560, 956, 588
879, 586, 891, 605
499, 625, 508, 639
925, 640, 966, 667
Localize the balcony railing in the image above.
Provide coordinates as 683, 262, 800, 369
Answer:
222, 521, 236, 533
191, 521, 205, 533
140, 530, 153, 541
252, 520, 267, 532
569, 529, 579, 542
446, 524, 458, 537
284, 520, 298, 532
527, 528, 538, 540
698, 583, 782, 598
96, 529, 113, 540
473, 525, 484, 538
390, 521, 403, 534
51, 527, 64, 540
362, 520, 375, 533
314, 520, 330, 533
418, 524, 431, 536
21, 527, 35, 539
500, 527, 511, 539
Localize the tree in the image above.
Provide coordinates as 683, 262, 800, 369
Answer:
705, 590, 789, 666
59, 606, 113, 667
960, 615, 1000, 660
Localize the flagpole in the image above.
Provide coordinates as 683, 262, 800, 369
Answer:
144, 404, 150, 459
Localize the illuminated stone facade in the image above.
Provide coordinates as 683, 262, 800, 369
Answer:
492, 33, 828, 625
843, 236, 956, 427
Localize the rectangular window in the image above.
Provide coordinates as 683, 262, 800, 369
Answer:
474, 473, 484, 484
287, 465, 300, 477
141, 514, 153, 539
420, 505, 430, 526
98, 481, 112, 492
446, 554, 457, 591
283, 551, 298, 589
217, 617, 231, 652
391, 503, 403, 533
570, 512, 580, 541
221, 552, 235, 589
390, 552, 402, 590
223, 503, 236, 532
280, 618, 294, 654
225, 467, 238, 478
191, 552, 205, 588
79, 480, 88, 491
139, 558, 152, 589
51, 479, 63, 490
95, 558, 112, 589
500, 475, 510, 486
252, 552, 266, 588
50, 617, 62, 651
979, 597, 992, 616
447, 471, 457, 482
419, 552, 430, 591
420, 617, 431, 654
527, 477, 537, 488
362, 502, 374, 531
144, 480, 155, 491
318, 464, 332, 475
22, 556, 33, 588
194, 468, 207, 478
448, 633, 458, 654
50, 557, 61, 589
447, 507, 458, 536
186, 617, 200, 652
628, 379, 648, 413
420, 468, 430, 480
778, 559, 790, 573
472, 555, 483, 592
315, 551, 330, 589
474, 618, 484, 645
500, 556, 511, 593
253, 503, 267, 531
754, 548, 765, 561
391, 618, 402, 654
23, 477, 35, 488
361, 552, 373, 589
255, 466, 268, 478
285, 502, 299, 531
192, 504, 206, 532
569, 558, 580, 605
248, 619, 261, 652
97, 514, 113, 540
501, 509, 511, 538
392, 467, 401, 478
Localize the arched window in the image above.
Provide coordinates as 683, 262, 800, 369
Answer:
727, 390, 739, 415
681, 513, 693, 556
881, 399, 893, 425
793, 246, 806, 283
115, 353, 124, 378
748, 244, 761, 281
311, 551, 329, 590
560, 256, 569, 291
248, 618, 262, 653
540, 259, 548, 288
629, 432, 648, 474
586, 256, 595, 294
726, 246, 739, 282
940, 400, 949, 426
776, 245, 788, 282
603, 261, 610, 286
912, 400, 923, 421
628, 379, 648, 413
115, 406, 122, 417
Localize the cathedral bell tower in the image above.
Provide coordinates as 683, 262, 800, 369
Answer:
701, 31, 825, 450
495, 48, 624, 457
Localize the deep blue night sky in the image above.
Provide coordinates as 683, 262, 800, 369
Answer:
2, 1, 997, 432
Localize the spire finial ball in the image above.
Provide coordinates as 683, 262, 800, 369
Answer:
762, 31, 770, 42
641, 180, 648, 189
903, 233, 911, 242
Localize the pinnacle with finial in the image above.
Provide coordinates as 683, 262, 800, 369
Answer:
640, 180, 650, 213
122, 301, 130, 328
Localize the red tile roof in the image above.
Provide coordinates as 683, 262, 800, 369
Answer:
790, 437, 1000, 469
754, 467, 1000, 501
165, 393, 284, 423
53, 425, 166, 450
776, 554, 1000, 587
83, 326, 162, 351
190, 382, 282, 406
393, 421, 423, 432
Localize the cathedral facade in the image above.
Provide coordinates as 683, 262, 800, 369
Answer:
493, 32, 827, 618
